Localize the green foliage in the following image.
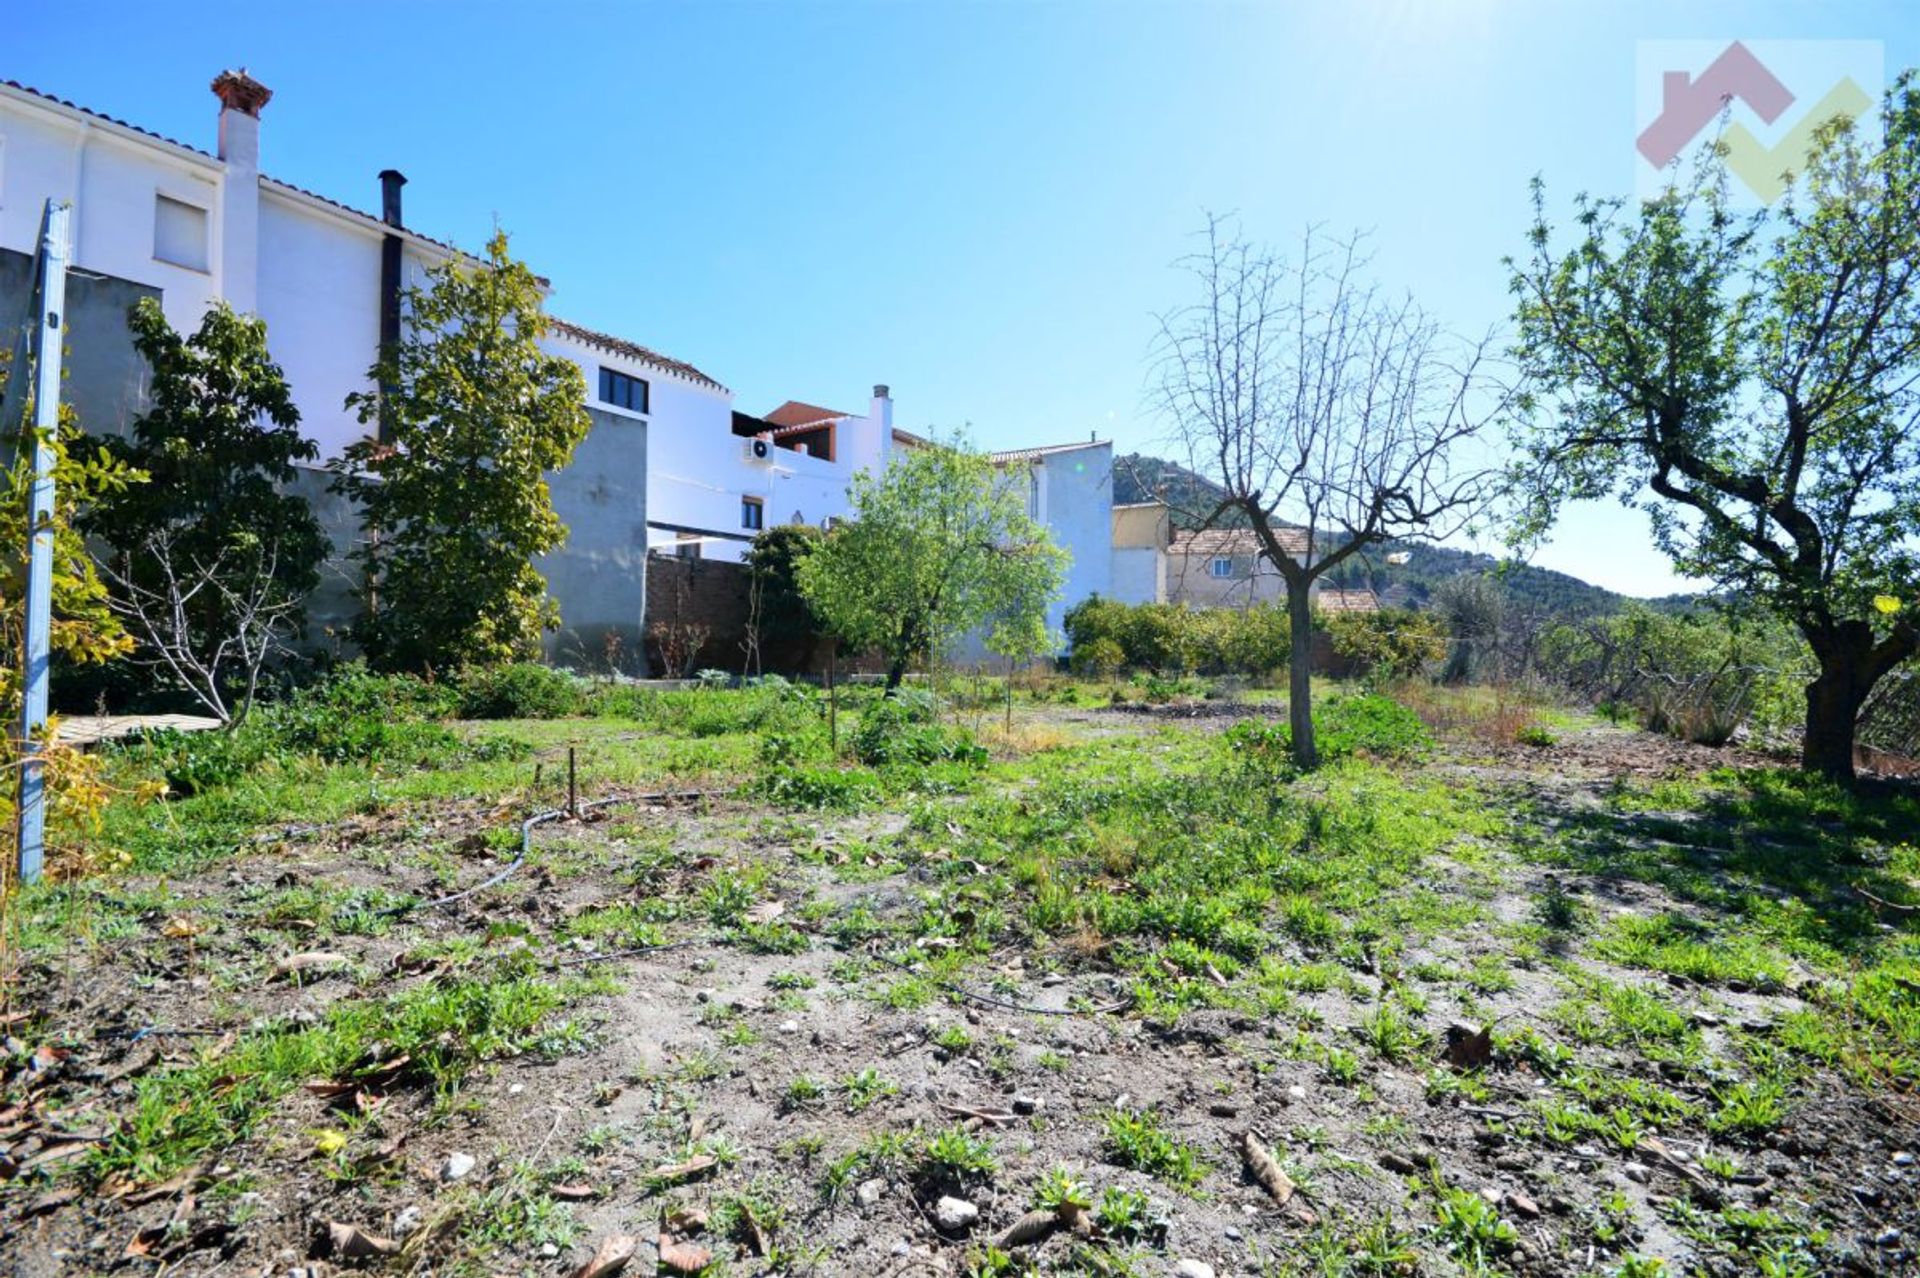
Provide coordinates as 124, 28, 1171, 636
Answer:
1510, 78, 1920, 776
797, 435, 1068, 686
334, 230, 590, 672
746, 524, 829, 659
1101, 1108, 1204, 1188
0, 355, 145, 871
1537, 604, 1811, 749
1063, 596, 1290, 675
852, 696, 987, 768
119, 664, 513, 797
1227, 694, 1432, 778
83, 299, 326, 719
1323, 607, 1445, 683
456, 662, 587, 719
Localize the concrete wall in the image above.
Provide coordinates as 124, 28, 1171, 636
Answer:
0, 246, 157, 439
542, 407, 649, 673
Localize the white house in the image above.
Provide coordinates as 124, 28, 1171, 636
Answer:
0, 68, 1127, 670
0, 70, 674, 658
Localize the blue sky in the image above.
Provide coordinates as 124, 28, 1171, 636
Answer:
11, 0, 1918, 596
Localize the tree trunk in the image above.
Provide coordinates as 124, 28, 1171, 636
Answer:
885, 656, 908, 693
1802, 648, 1868, 783
1287, 580, 1317, 770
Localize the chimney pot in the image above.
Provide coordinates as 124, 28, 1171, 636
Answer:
873, 384, 890, 398
211, 68, 273, 117
379, 170, 407, 228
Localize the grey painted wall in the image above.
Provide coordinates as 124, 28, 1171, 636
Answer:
0, 247, 157, 440
542, 407, 649, 674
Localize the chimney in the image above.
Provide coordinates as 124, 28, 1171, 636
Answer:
376, 170, 407, 442
379, 169, 406, 228
211, 69, 270, 313
870, 383, 894, 468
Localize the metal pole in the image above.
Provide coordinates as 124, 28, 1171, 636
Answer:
827, 640, 837, 754
567, 745, 578, 819
18, 201, 70, 886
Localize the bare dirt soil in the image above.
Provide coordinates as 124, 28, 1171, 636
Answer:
2, 710, 1915, 1278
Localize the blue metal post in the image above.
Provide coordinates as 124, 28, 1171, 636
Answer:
18, 201, 70, 886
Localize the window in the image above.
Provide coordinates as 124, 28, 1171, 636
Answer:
674, 532, 702, 560
740, 496, 764, 531
599, 366, 650, 414
1210, 556, 1234, 579
153, 194, 209, 271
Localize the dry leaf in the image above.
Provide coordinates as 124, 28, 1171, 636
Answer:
271, 951, 350, 980
993, 1208, 1060, 1248
658, 1235, 713, 1274
549, 1183, 600, 1201
327, 1220, 401, 1259
744, 900, 785, 924
1240, 1130, 1296, 1205
644, 1153, 717, 1184
570, 1233, 638, 1278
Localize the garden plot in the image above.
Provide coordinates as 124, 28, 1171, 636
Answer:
1, 684, 1916, 1278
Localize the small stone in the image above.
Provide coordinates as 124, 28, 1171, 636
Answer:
1208, 1101, 1239, 1118
1175, 1262, 1216, 1278
441, 1152, 477, 1182
1379, 1151, 1419, 1175
1012, 1095, 1042, 1116
507, 1083, 524, 1095
1508, 1192, 1541, 1219
1285, 1084, 1307, 1103
778, 1020, 800, 1034
1494, 1153, 1533, 1172
539, 1243, 559, 1258
1893, 1152, 1915, 1167
1479, 1187, 1501, 1205
857, 1179, 885, 1207
891, 1240, 911, 1257
1224, 1226, 1243, 1241
933, 1196, 979, 1231
1624, 1164, 1651, 1185
1114, 1092, 1132, 1109
392, 1206, 424, 1238
1876, 1228, 1903, 1248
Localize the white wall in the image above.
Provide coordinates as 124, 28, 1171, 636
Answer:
1111, 547, 1164, 605
0, 89, 223, 337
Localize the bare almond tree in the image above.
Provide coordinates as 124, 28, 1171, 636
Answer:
1151, 217, 1512, 766
98, 531, 304, 728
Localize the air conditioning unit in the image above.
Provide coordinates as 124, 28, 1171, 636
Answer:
744, 437, 772, 462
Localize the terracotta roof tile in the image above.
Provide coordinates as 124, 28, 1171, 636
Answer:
1170, 527, 1313, 558
2, 79, 214, 160
989, 440, 1106, 464
1317, 588, 1381, 613
550, 318, 728, 394
765, 400, 848, 428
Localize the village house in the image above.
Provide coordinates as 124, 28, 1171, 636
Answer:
1159, 526, 1379, 613
0, 69, 1133, 673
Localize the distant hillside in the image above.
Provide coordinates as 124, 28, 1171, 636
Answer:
1113, 452, 1689, 615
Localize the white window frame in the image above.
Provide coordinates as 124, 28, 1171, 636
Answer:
1209, 555, 1234, 579
153, 192, 210, 272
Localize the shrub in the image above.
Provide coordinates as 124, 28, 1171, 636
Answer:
1072, 636, 1126, 679
456, 663, 586, 719
1323, 608, 1445, 683
1226, 693, 1432, 779
1065, 596, 1289, 676
851, 696, 986, 768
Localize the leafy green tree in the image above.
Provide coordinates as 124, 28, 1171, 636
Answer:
83, 300, 327, 724
1510, 77, 1920, 781
332, 231, 590, 673
797, 437, 1068, 690
744, 523, 826, 673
